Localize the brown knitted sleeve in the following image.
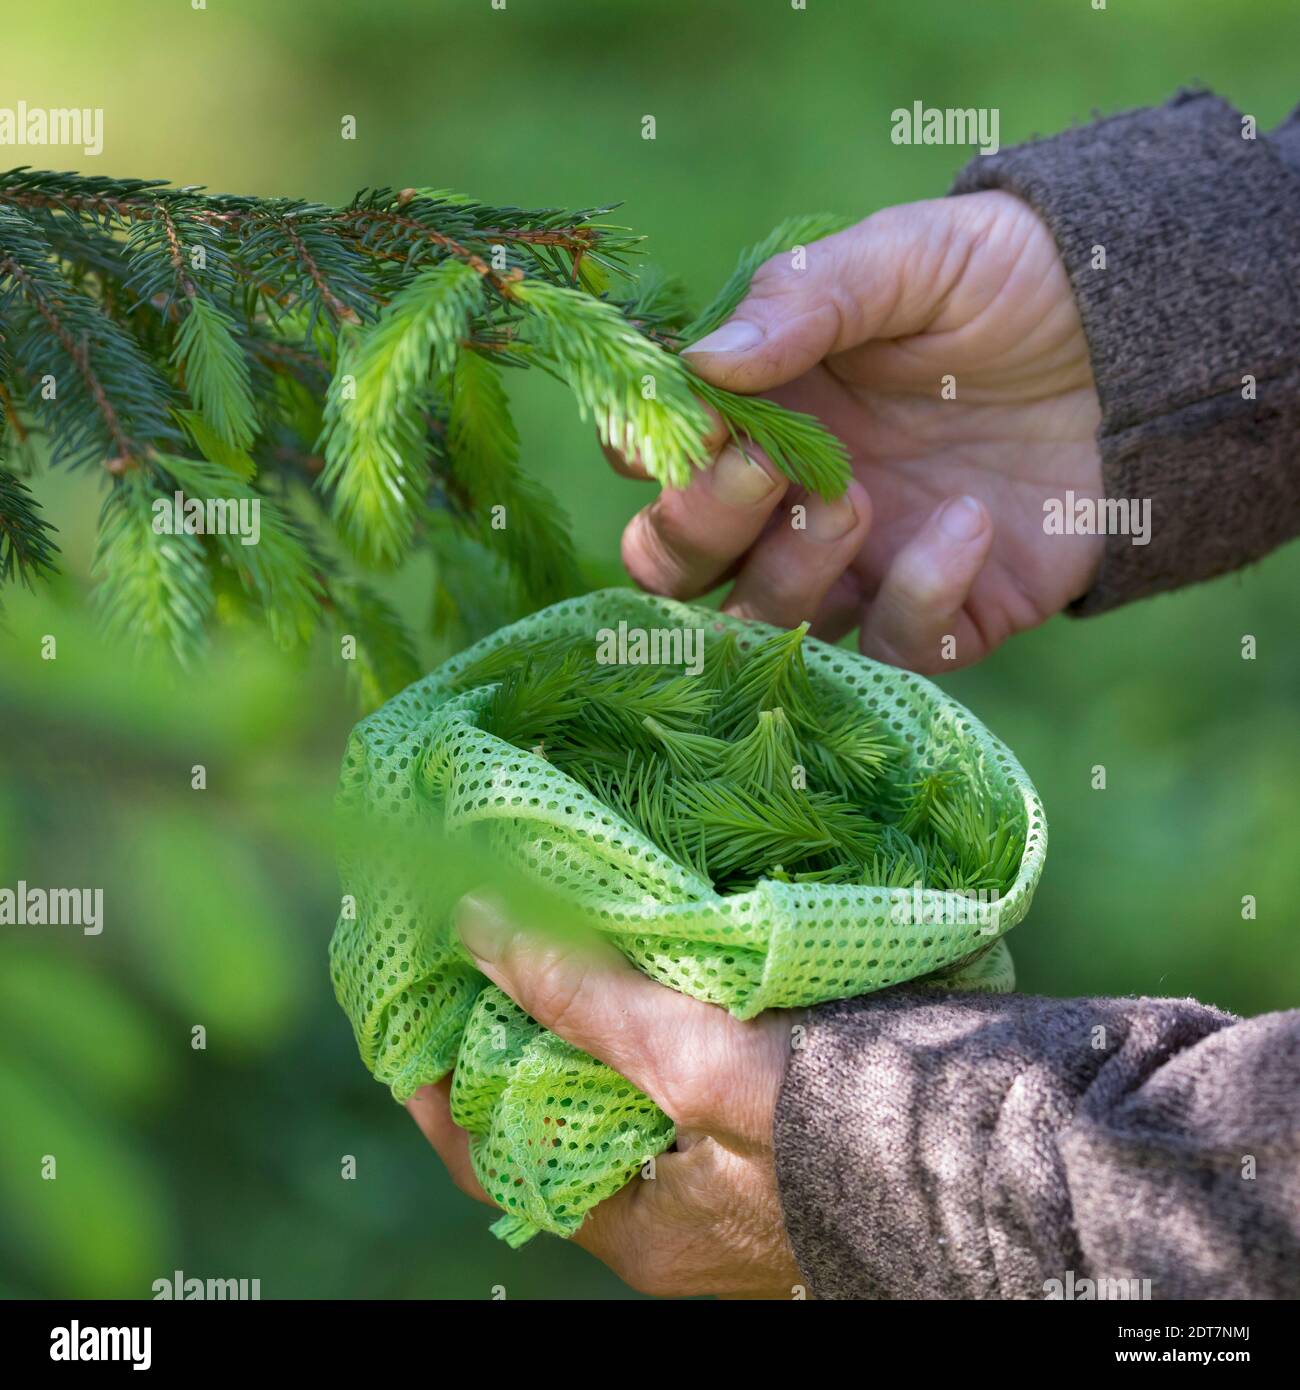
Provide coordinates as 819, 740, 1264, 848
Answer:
774, 988, 1300, 1299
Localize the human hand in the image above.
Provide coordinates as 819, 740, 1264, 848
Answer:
406, 894, 803, 1299
611, 190, 1105, 672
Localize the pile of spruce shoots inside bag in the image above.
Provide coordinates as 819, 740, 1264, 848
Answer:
450, 622, 1026, 898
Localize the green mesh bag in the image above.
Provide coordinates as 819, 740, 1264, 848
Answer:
330, 588, 1047, 1246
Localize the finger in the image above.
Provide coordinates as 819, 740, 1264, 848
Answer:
621, 443, 788, 599
405, 1079, 494, 1206
600, 437, 653, 481
454, 893, 741, 1131
807, 569, 865, 645
681, 204, 957, 394
722, 481, 871, 631
601, 408, 731, 482
859, 495, 994, 673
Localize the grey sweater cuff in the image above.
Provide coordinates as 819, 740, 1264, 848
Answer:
774, 989, 1300, 1300
950, 92, 1300, 615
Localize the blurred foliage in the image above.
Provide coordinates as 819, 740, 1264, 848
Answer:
1, 0, 1298, 1300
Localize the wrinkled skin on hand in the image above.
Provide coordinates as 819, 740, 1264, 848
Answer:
610, 190, 1105, 672
407, 894, 804, 1300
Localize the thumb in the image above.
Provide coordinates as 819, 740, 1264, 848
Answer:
454, 892, 727, 1125
681, 210, 932, 394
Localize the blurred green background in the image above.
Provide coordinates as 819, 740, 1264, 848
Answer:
1, 0, 1297, 1299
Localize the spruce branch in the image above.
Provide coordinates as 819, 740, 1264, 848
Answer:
155, 451, 320, 648
691, 378, 851, 499
709, 622, 816, 739
0, 205, 176, 468
513, 277, 713, 488
244, 206, 370, 328
319, 259, 485, 567
472, 624, 1022, 899
175, 407, 257, 482
122, 202, 259, 452
171, 299, 259, 452
446, 347, 580, 605
0, 465, 60, 592
0, 378, 27, 446
0, 166, 857, 698
92, 475, 213, 666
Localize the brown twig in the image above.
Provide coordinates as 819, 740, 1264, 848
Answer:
155, 201, 198, 300
334, 207, 519, 297
2, 182, 600, 301
0, 256, 137, 467
1, 185, 600, 252
0, 185, 247, 229
274, 217, 361, 325
1, 187, 156, 223
0, 379, 28, 443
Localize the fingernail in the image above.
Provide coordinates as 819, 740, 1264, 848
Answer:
456, 893, 511, 964
683, 319, 764, 356
711, 446, 780, 506
937, 495, 985, 542
805, 493, 859, 541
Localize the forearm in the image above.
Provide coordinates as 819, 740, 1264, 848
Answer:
951, 91, 1300, 615
774, 988, 1300, 1299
